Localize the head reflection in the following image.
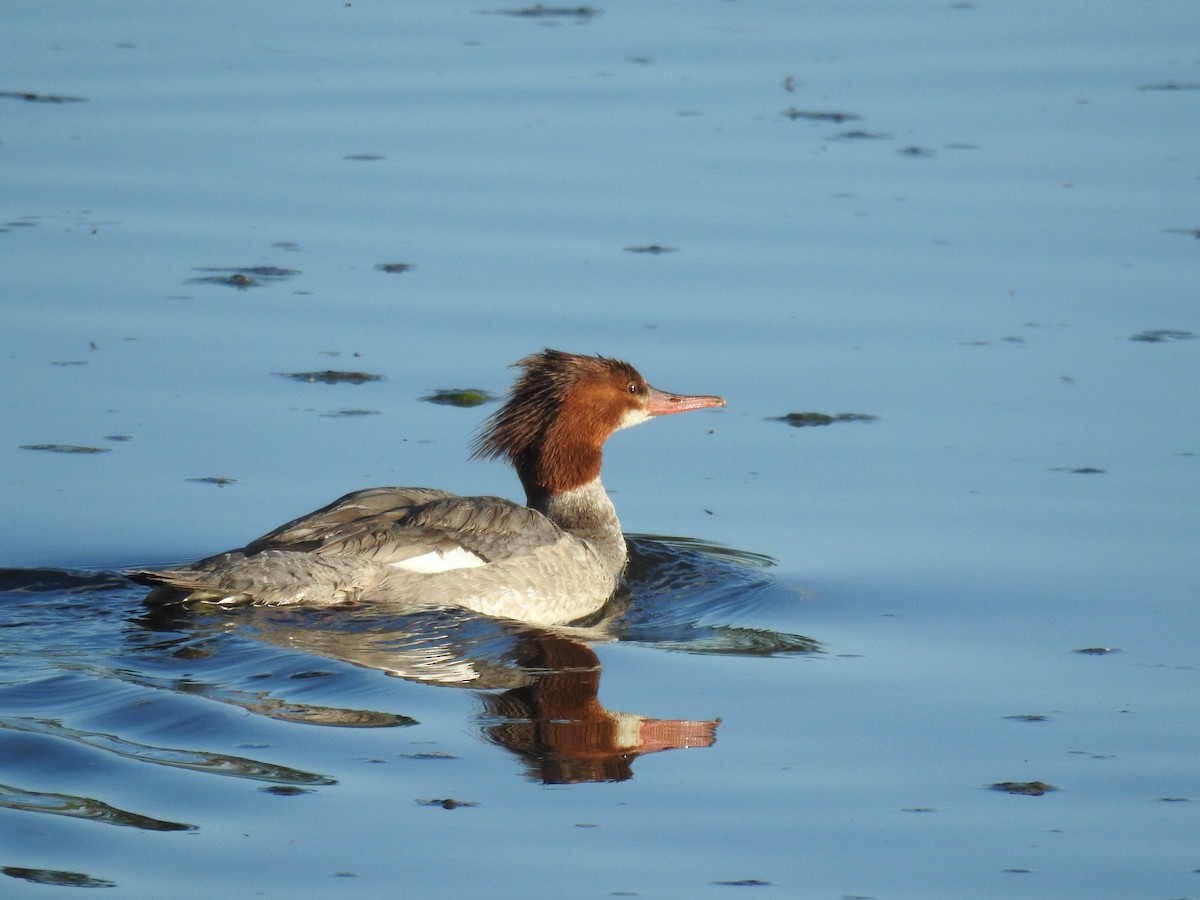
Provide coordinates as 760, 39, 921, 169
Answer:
481, 631, 717, 784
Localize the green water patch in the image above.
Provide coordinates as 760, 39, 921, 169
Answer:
277, 370, 384, 384
422, 389, 497, 407
319, 408, 382, 417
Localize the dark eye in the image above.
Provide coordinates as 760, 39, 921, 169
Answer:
627, 382, 639, 395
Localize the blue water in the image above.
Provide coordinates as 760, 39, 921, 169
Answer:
2, 1, 1198, 897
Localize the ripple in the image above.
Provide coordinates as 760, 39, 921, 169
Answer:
102, 665, 415, 728
0, 715, 335, 785
0, 537, 815, 796
607, 536, 821, 656
0, 566, 130, 595
0, 781, 194, 831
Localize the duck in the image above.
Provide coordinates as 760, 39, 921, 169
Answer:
128, 349, 725, 625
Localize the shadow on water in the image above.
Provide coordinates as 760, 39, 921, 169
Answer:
0, 535, 817, 830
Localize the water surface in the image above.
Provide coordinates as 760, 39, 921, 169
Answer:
2, 2, 1198, 897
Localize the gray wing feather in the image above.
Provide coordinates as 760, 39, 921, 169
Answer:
242, 487, 563, 566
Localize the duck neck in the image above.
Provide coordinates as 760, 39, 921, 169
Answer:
525, 479, 627, 577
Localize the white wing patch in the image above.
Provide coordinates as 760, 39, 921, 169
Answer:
390, 546, 488, 574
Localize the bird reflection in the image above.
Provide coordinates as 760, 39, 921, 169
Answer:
183, 607, 719, 783
480, 630, 717, 783
131, 534, 817, 783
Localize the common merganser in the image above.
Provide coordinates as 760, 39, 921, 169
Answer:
129, 350, 725, 625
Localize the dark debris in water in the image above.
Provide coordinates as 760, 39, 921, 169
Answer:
898, 145, 936, 157
485, 5, 600, 19
1137, 82, 1200, 91
276, 370, 384, 385
0, 90, 87, 103
953, 334, 1027, 348
344, 154, 385, 161
1, 867, 115, 889
1049, 466, 1107, 475
1129, 328, 1195, 343
1070, 748, 1113, 763
1074, 646, 1120, 655
20, 443, 111, 454
187, 476, 237, 487
828, 129, 892, 141
989, 781, 1057, 796
417, 797, 479, 809
624, 243, 676, 254
259, 785, 315, 796
320, 408, 381, 417
1004, 714, 1049, 722
376, 262, 415, 273
1163, 227, 1200, 239
187, 266, 300, 289
712, 878, 772, 887
781, 107, 860, 122
422, 388, 497, 408
771, 412, 877, 428
193, 273, 253, 288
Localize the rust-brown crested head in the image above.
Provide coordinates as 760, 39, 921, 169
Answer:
470, 349, 650, 494
472, 349, 726, 499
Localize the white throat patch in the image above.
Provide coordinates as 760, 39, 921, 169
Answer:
616, 406, 651, 431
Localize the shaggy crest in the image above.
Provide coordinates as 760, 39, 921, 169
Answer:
471, 349, 646, 494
